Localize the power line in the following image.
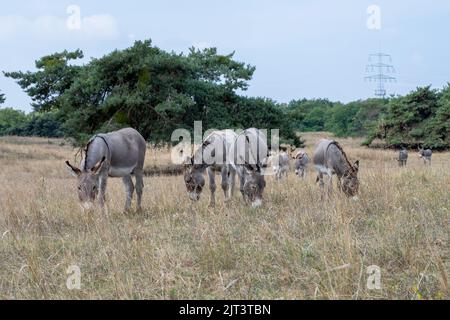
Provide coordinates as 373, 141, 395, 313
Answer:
365, 52, 396, 98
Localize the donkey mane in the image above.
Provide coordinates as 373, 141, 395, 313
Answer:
81, 136, 100, 170
329, 140, 355, 173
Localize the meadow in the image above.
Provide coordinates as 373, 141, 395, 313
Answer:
0, 133, 448, 299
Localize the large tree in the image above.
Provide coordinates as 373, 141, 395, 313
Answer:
4, 50, 84, 112
6, 40, 302, 146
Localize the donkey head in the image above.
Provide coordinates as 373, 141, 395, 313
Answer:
340, 160, 360, 197
294, 151, 307, 176
242, 164, 266, 208
65, 157, 106, 212
183, 156, 206, 202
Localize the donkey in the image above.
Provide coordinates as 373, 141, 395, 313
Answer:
65, 128, 147, 213
313, 139, 360, 198
230, 128, 268, 208
418, 148, 432, 165
398, 149, 408, 167
293, 150, 310, 179
269, 151, 290, 180
183, 130, 237, 207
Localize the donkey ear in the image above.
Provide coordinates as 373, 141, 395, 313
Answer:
243, 163, 254, 175
65, 161, 81, 177
91, 157, 106, 175
353, 160, 360, 172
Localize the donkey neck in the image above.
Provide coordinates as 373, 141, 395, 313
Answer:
326, 142, 353, 178
334, 158, 353, 178
83, 135, 110, 171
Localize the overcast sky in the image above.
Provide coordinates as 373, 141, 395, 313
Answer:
1, 0, 449, 112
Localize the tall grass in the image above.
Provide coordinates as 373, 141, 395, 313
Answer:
0, 134, 448, 299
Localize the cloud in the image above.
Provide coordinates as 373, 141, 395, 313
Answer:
0, 13, 120, 41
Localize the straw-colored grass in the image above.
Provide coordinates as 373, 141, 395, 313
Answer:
0, 133, 448, 299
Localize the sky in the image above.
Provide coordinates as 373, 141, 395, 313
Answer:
1, 0, 449, 112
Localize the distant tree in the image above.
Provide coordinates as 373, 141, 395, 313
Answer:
326, 99, 388, 137
364, 85, 450, 149
234, 97, 303, 146
0, 108, 28, 135
19, 112, 64, 138
425, 84, 450, 148
286, 99, 333, 132
0, 91, 5, 105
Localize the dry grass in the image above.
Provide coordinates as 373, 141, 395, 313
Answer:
0, 133, 448, 300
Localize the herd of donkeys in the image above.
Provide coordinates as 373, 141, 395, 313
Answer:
65, 127, 434, 212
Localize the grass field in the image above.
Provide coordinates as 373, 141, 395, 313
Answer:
0, 133, 448, 299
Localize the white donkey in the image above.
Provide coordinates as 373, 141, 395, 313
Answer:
66, 128, 147, 213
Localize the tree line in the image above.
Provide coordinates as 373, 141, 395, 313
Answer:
1, 40, 449, 149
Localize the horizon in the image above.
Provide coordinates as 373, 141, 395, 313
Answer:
1, 1, 449, 112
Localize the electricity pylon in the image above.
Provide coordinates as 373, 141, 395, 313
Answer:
365, 53, 396, 98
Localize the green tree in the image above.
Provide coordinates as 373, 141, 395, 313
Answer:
4, 50, 84, 112
0, 91, 5, 105
7, 40, 300, 146
364, 86, 450, 149
0, 108, 28, 135
425, 84, 450, 148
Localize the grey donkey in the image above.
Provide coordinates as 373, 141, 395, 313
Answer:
183, 130, 237, 208
418, 148, 432, 165
65, 128, 147, 213
269, 151, 290, 180
398, 149, 408, 167
313, 139, 360, 198
230, 128, 268, 208
293, 150, 310, 179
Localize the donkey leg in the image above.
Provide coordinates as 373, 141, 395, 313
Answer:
207, 167, 216, 208
230, 168, 236, 197
122, 175, 135, 213
98, 175, 108, 209
221, 166, 231, 201
134, 169, 144, 212
237, 167, 247, 203
317, 173, 324, 188
316, 172, 325, 200
327, 173, 333, 196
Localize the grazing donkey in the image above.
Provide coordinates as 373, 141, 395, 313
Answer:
183, 130, 237, 207
65, 128, 147, 213
398, 149, 408, 167
418, 148, 432, 165
230, 128, 268, 208
293, 150, 310, 179
313, 139, 360, 198
269, 151, 290, 180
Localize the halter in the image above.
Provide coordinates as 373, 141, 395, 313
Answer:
84, 135, 111, 170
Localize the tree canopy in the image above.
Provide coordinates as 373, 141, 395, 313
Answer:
2, 40, 449, 149
5, 40, 302, 146
364, 85, 450, 149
